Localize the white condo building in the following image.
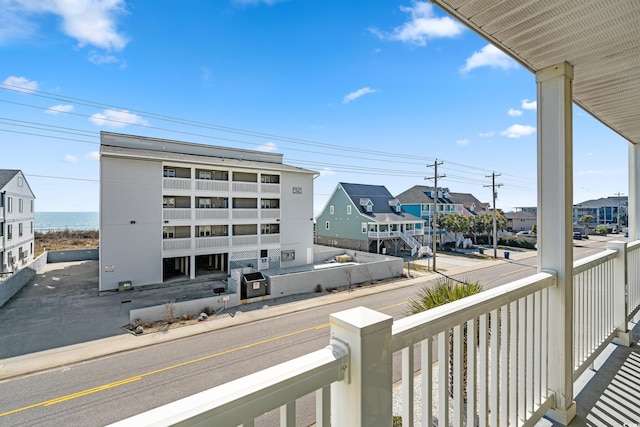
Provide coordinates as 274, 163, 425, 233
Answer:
0, 170, 35, 274
99, 132, 317, 292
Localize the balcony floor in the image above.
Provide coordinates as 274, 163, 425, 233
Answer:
542, 317, 640, 426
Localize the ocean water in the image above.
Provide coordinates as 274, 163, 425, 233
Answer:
35, 212, 99, 232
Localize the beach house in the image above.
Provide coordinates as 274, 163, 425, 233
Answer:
0, 170, 35, 274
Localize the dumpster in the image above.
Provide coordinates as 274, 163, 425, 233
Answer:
241, 272, 268, 299
504, 251, 510, 260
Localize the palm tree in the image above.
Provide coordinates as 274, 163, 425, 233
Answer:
443, 214, 470, 251
407, 277, 484, 401
469, 215, 485, 245
579, 214, 595, 235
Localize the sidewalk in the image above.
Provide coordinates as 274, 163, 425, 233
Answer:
0, 250, 535, 381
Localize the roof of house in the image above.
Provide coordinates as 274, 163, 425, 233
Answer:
339, 182, 421, 223
395, 185, 490, 212
577, 197, 628, 209
504, 211, 537, 220
0, 169, 20, 189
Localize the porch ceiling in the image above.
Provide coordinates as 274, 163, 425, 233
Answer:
431, 0, 640, 144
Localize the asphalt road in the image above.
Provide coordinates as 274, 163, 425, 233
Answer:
0, 236, 618, 426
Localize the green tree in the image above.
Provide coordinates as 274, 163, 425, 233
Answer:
469, 215, 485, 245
407, 277, 484, 401
443, 214, 470, 252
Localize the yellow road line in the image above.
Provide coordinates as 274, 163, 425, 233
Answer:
500, 266, 534, 277
0, 323, 329, 418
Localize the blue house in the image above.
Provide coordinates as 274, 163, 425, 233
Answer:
315, 183, 428, 256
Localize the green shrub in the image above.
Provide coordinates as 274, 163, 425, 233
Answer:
595, 225, 609, 236
498, 235, 537, 249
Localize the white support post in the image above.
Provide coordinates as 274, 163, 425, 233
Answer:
536, 61, 576, 424
608, 240, 631, 346
330, 307, 393, 427
629, 143, 640, 242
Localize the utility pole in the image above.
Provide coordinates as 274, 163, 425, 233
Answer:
426, 160, 445, 271
484, 172, 503, 258
614, 192, 624, 231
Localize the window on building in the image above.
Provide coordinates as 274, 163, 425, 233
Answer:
198, 198, 212, 208
18, 223, 23, 237
7, 224, 12, 240
30, 221, 33, 234
282, 250, 295, 261
18, 177, 23, 187
19, 247, 23, 260
329, 206, 334, 215
198, 171, 212, 180
7, 251, 13, 265
325, 221, 330, 230
7, 197, 12, 213
198, 226, 212, 237
30, 200, 34, 213
163, 226, 175, 239
19, 199, 23, 213
163, 168, 176, 177
366, 204, 372, 213
362, 222, 367, 233
347, 205, 352, 215
261, 174, 280, 184
261, 249, 268, 258
163, 197, 175, 208
261, 223, 280, 234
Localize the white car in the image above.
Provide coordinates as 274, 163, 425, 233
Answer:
516, 231, 534, 237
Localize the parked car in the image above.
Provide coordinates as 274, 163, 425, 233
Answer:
573, 231, 582, 240
516, 231, 534, 237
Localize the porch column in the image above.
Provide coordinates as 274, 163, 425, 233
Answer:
330, 307, 393, 427
629, 143, 640, 241
536, 61, 576, 424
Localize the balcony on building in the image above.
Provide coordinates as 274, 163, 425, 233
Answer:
260, 223, 280, 245
260, 173, 281, 194
195, 225, 230, 249
162, 196, 191, 221
162, 166, 191, 191
232, 224, 258, 246
195, 168, 230, 192
232, 171, 258, 193
162, 225, 191, 251
261, 198, 281, 219
195, 197, 229, 220
232, 197, 258, 219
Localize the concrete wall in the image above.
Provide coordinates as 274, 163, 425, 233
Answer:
0, 252, 47, 308
47, 249, 98, 263
100, 156, 163, 291
130, 292, 242, 323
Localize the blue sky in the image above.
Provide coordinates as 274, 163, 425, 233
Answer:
0, 0, 629, 213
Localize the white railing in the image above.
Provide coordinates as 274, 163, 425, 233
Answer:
162, 238, 191, 251
110, 241, 640, 427
195, 236, 230, 249
260, 183, 280, 194
261, 234, 280, 244
627, 240, 640, 318
392, 271, 555, 426
162, 208, 191, 221
108, 345, 348, 427
232, 235, 258, 246
163, 177, 191, 190
232, 182, 258, 193
194, 208, 229, 220
261, 209, 281, 219
572, 248, 617, 379
368, 230, 400, 238
195, 180, 229, 192
232, 209, 258, 219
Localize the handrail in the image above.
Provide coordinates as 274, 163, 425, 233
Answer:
108, 344, 348, 427
573, 249, 616, 275
391, 270, 556, 352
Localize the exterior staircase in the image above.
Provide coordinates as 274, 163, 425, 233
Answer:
399, 231, 432, 258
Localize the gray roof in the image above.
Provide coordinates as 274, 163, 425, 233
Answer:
395, 185, 490, 213
577, 197, 628, 209
504, 211, 537, 220
0, 169, 20, 189
339, 182, 421, 223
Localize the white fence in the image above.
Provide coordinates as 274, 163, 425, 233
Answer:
109, 240, 638, 426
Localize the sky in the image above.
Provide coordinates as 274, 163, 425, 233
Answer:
0, 0, 630, 214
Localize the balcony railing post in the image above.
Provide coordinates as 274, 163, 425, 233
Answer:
329, 306, 393, 427
608, 240, 631, 346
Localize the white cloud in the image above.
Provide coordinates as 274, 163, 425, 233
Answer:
257, 142, 278, 152
64, 154, 78, 163
479, 131, 495, 137
370, 1, 464, 46
461, 44, 518, 74
319, 168, 335, 177
456, 139, 469, 146
85, 151, 99, 160
89, 109, 149, 128
343, 87, 378, 104
2, 75, 38, 93
88, 50, 121, 65
45, 104, 73, 114
508, 108, 522, 117
501, 124, 536, 139
521, 99, 537, 110
10, 0, 128, 51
